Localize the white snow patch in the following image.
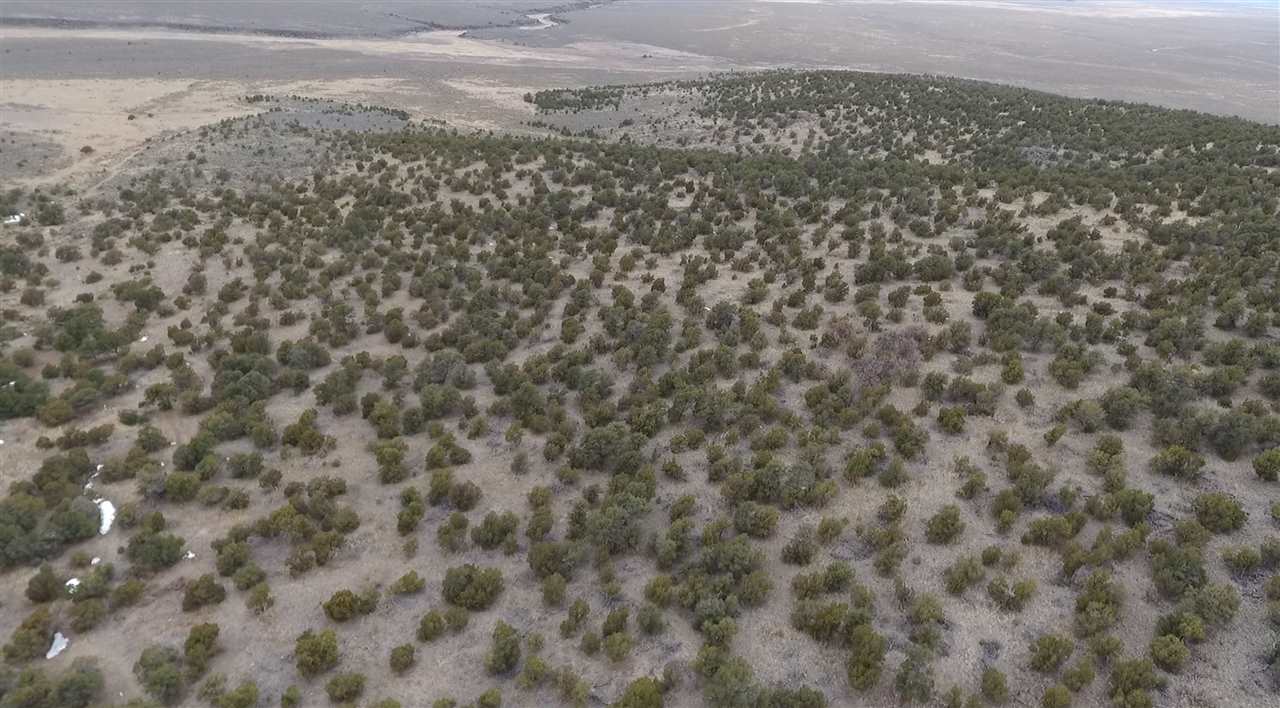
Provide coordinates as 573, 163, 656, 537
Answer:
45, 633, 68, 659
95, 499, 116, 535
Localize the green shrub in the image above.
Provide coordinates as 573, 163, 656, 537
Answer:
1074, 571, 1122, 637
323, 588, 378, 622
134, 645, 186, 704
69, 598, 106, 632
486, 621, 521, 675
943, 555, 985, 595
733, 502, 779, 539
25, 564, 64, 603
542, 574, 566, 607
295, 629, 339, 677
1062, 657, 1095, 692
1029, 634, 1074, 673
127, 530, 186, 572
1193, 492, 1246, 533
980, 666, 1009, 704
472, 511, 519, 551
1254, 448, 1280, 482
390, 644, 415, 674
845, 624, 886, 691
1016, 389, 1035, 408
325, 672, 365, 703
925, 505, 965, 544
1111, 488, 1154, 526
437, 512, 469, 553
182, 574, 227, 612
0, 361, 49, 419
781, 525, 818, 565
893, 648, 934, 704
4, 607, 53, 664
603, 631, 633, 662
1222, 545, 1261, 574
937, 406, 966, 434
1184, 583, 1240, 627
183, 623, 220, 677
1106, 658, 1164, 706
1149, 446, 1204, 480
1151, 545, 1206, 599
1149, 635, 1188, 673
442, 565, 504, 610
1041, 684, 1071, 708
445, 606, 470, 633
390, 570, 425, 595
418, 610, 447, 642
613, 677, 664, 708
580, 629, 601, 656
218, 681, 259, 708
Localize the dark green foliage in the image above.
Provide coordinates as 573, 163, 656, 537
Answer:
1150, 445, 1204, 480
418, 610, 447, 642
294, 629, 339, 677
0, 361, 49, 420
846, 624, 886, 691
183, 622, 221, 677
926, 505, 965, 544
390, 570, 425, 595
3, 608, 53, 664
612, 677, 664, 708
390, 643, 415, 674
325, 672, 365, 703
980, 667, 1009, 704
25, 564, 64, 603
1, 656, 105, 708
1029, 634, 1074, 673
1151, 544, 1207, 599
781, 525, 818, 565
126, 530, 186, 572
894, 649, 934, 704
472, 511, 519, 551
1192, 492, 1246, 533
1107, 658, 1164, 707
1254, 448, 1280, 482
442, 565, 504, 610
322, 588, 378, 622
182, 574, 227, 612
134, 645, 186, 705
1149, 635, 1189, 673
1074, 571, 1122, 637
486, 621, 521, 675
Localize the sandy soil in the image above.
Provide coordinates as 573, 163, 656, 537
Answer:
0, 23, 737, 188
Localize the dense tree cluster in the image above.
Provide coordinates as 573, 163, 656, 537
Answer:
1, 76, 1277, 706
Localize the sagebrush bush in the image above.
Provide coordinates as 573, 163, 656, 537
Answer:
295, 630, 339, 677
442, 565, 504, 610
1193, 492, 1246, 533
926, 505, 965, 544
